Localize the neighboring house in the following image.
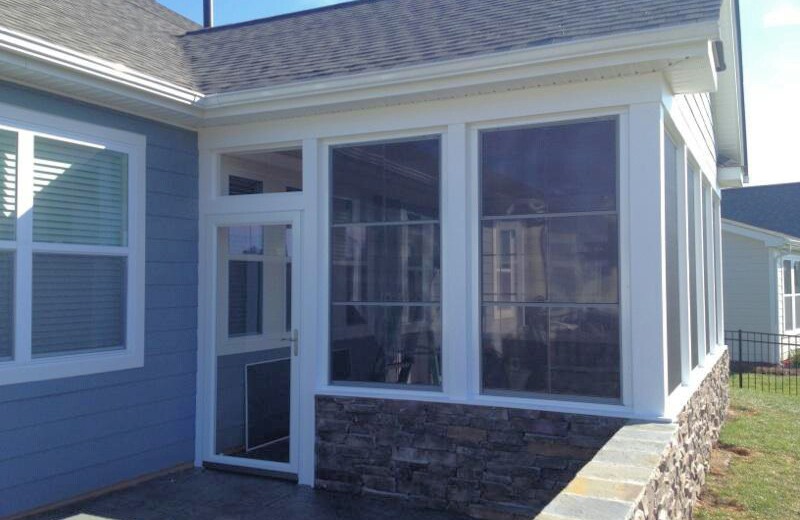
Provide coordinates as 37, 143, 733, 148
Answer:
722, 183, 800, 362
0, 1, 746, 519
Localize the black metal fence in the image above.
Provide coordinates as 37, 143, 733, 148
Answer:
726, 330, 800, 395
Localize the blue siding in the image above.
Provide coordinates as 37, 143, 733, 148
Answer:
0, 81, 199, 518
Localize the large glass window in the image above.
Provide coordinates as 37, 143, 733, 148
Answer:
330, 137, 442, 387
479, 118, 620, 400
0, 121, 137, 381
220, 148, 302, 195
688, 166, 700, 369
664, 133, 682, 392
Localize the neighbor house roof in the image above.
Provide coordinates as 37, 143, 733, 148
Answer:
723, 183, 800, 240
0, 0, 724, 95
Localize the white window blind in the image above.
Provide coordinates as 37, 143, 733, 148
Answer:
32, 254, 126, 357
0, 129, 16, 241
33, 137, 128, 246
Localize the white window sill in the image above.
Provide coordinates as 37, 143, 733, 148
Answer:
0, 347, 143, 386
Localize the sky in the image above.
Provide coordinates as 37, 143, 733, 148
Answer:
158, 0, 800, 186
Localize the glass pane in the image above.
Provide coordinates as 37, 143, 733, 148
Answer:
221, 149, 302, 195
549, 307, 620, 398
330, 305, 441, 386
216, 224, 293, 464
664, 133, 682, 391
702, 184, 712, 353
332, 138, 440, 224
784, 260, 793, 294
228, 226, 264, 255
482, 306, 549, 394
482, 219, 547, 303
794, 262, 800, 294
0, 130, 16, 241
796, 295, 800, 332
482, 306, 620, 399
0, 252, 12, 360
688, 167, 699, 368
481, 119, 617, 217
32, 254, 126, 357
228, 261, 263, 337
331, 224, 440, 303
548, 216, 618, 304
785, 296, 794, 331
33, 137, 128, 246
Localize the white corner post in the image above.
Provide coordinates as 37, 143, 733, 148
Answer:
627, 103, 668, 418
298, 137, 319, 486
442, 124, 469, 399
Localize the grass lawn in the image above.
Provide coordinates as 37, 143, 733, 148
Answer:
696, 383, 800, 520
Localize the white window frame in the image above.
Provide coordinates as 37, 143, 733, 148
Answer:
782, 256, 800, 333
0, 103, 145, 386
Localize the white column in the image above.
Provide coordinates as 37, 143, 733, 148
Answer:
298, 137, 319, 486
442, 124, 469, 399
627, 103, 668, 418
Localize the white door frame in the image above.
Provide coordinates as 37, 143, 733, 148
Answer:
197, 210, 303, 477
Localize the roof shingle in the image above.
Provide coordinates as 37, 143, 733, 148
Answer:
0, 0, 724, 95
723, 183, 800, 240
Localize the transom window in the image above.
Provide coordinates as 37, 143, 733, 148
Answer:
329, 137, 441, 387
479, 118, 620, 400
783, 259, 800, 332
0, 110, 144, 385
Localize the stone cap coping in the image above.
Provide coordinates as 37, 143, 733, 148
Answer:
535, 421, 678, 520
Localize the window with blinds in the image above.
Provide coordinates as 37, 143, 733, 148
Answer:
33, 137, 128, 246
0, 125, 132, 365
0, 129, 16, 241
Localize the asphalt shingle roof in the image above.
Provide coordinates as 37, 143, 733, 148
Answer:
723, 183, 800, 240
0, 0, 724, 95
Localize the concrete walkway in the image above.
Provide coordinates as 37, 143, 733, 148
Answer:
25, 469, 470, 520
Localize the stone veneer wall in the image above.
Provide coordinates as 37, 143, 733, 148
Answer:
315, 397, 625, 519
538, 349, 730, 520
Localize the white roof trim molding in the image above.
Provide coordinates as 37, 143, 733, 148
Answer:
0, 20, 721, 128
723, 219, 800, 250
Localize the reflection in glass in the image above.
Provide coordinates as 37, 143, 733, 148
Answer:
482, 306, 619, 399
332, 138, 440, 224
229, 226, 264, 256
332, 224, 440, 303
330, 137, 442, 387
221, 149, 302, 195
481, 119, 617, 217
331, 305, 441, 386
228, 261, 263, 337
480, 118, 620, 400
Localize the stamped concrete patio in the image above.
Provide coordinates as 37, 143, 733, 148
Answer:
24, 469, 470, 520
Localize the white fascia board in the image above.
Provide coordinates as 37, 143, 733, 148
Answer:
718, 166, 746, 188
0, 25, 204, 105
199, 21, 720, 123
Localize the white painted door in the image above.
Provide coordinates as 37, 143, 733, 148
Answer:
204, 213, 301, 477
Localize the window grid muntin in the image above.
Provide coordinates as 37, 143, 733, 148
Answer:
478, 116, 622, 401
329, 135, 443, 388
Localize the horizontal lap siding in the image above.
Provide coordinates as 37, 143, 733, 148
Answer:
0, 81, 199, 518
722, 231, 773, 334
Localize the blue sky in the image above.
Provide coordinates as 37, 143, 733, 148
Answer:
158, 0, 799, 186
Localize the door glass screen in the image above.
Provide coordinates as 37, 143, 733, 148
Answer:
215, 224, 293, 464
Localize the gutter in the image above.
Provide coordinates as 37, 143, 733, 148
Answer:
0, 26, 205, 105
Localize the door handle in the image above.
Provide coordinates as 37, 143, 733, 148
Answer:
282, 329, 299, 356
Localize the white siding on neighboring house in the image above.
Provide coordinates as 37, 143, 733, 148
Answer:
722, 231, 774, 334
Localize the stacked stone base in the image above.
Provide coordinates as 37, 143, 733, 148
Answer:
315, 398, 624, 519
